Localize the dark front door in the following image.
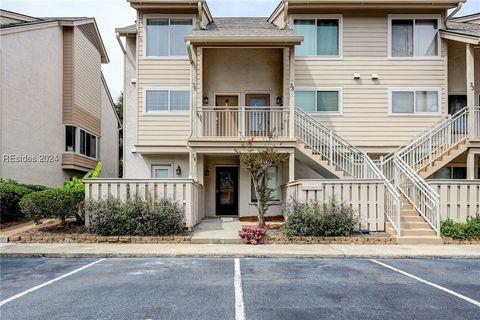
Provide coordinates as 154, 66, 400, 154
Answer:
448, 95, 467, 134
215, 167, 238, 216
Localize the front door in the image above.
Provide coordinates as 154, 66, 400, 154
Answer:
215, 95, 239, 136
246, 94, 270, 136
448, 95, 467, 134
215, 167, 238, 216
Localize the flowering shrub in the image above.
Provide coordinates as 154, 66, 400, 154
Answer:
238, 225, 268, 245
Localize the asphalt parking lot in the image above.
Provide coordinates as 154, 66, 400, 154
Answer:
1, 258, 479, 320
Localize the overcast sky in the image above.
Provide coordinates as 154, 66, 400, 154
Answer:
2, 0, 479, 100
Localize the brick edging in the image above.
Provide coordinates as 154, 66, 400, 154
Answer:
7, 235, 192, 244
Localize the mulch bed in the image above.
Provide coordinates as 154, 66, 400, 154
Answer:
443, 237, 480, 245
9, 221, 192, 244
239, 216, 285, 223
0, 217, 31, 230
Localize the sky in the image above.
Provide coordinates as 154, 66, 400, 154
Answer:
2, 0, 479, 100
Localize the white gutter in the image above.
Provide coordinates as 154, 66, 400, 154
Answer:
282, 0, 289, 29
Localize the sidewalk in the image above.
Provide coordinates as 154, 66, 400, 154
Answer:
1, 243, 479, 259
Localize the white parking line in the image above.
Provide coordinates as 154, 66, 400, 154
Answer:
370, 259, 480, 308
234, 258, 246, 320
0, 259, 105, 307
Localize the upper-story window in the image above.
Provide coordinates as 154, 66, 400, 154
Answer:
295, 89, 342, 114
390, 17, 439, 58
145, 89, 190, 113
293, 17, 340, 57
146, 17, 193, 57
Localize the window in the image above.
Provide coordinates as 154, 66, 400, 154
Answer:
295, 89, 341, 113
390, 89, 440, 114
390, 18, 438, 57
79, 129, 98, 159
146, 17, 193, 57
251, 166, 281, 202
145, 89, 190, 113
294, 18, 340, 57
152, 165, 171, 179
65, 126, 76, 152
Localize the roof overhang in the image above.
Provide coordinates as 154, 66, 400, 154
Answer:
115, 24, 137, 36
128, 0, 213, 21
441, 30, 480, 45
185, 35, 303, 45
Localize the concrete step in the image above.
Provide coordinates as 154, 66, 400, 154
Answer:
401, 229, 437, 237
397, 236, 443, 245
401, 216, 428, 223
401, 221, 431, 228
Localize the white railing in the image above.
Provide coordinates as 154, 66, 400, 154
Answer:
197, 106, 289, 137
84, 179, 204, 229
397, 107, 477, 172
286, 179, 386, 232
294, 108, 401, 232
382, 155, 440, 235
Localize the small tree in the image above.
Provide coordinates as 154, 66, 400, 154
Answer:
236, 136, 289, 227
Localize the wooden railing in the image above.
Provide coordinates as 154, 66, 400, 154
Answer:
196, 106, 290, 137
428, 180, 480, 223
286, 179, 386, 232
84, 179, 204, 228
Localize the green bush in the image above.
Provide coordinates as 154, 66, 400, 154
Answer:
19, 188, 84, 224
86, 197, 185, 236
0, 182, 34, 221
441, 214, 480, 240
283, 198, 359, 237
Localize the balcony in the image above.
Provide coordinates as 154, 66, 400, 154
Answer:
196, 106, 290, 138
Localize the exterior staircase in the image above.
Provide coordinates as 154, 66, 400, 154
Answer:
381, 106, 480, 243
295, 143, 347, 179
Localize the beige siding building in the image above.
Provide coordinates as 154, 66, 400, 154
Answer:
0, 10, 121, 187
102, 0, 480, 242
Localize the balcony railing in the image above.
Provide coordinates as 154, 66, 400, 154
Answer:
196, 106, 290, 138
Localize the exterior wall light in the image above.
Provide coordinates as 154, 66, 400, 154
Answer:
205, 168, 210, 176
176, 165, 182, 176
276, 96, 283, 106
203, 96, 209, 105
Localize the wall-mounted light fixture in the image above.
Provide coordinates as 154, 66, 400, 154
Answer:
176, 165, 182, 176
205, 168, 210, 177
203, 95, 209, 105
276, 96, 283, 106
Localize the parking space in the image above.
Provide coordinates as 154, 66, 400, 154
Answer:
0, 258, 479, 320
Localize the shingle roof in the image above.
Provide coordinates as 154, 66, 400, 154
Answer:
442, 21, 480, 39
185, 17, 303, 43
0, 16, 88, 29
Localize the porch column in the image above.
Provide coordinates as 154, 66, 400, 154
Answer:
189, 150, 197, 180
466, 149, 477, 180
289, 46, 295, 139
289, 152, 295, 182
466, 44, 475, 137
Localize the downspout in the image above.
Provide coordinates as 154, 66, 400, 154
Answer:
187, 41, 197, 180
116, 32, 126, 54
446, 1, 463, 28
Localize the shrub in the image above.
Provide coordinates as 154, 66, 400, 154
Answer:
86, 197, 185, 236
19, 188, 83, 224
238, 226, 267, 244
0, 182, 34, 221
283, 198, 359, 237
441, 214, 480, 240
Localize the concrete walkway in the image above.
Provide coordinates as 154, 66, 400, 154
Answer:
1, 243, 479, 259
191, 218, 256, 244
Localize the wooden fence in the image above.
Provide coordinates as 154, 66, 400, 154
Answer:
286, 179, 385, 232
85, 179, 204, 228
428, 180, 480, 222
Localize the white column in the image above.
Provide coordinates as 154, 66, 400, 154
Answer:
289, 152, 295, 182
289, 46, 295, 139
466, 44, 475, 138
467, 149, 475, 180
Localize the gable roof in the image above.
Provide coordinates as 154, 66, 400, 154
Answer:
0, 10, 109, 63
185, 17, 303, 44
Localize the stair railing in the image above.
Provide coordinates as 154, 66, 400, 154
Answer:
381, 154, 440, 236
295, 108, 401, 233
474, 107, 480, 138
396, 107, 471, 172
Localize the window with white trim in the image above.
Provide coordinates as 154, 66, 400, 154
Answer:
146, 18, 193, 57
295, 89, 341, 113
294, 18, 340, 57
79, 129, 98, 159
145, 90, 190, 113
390, 18, 439, 57
152, 165, 172, 179
251, 166, 281, 202
390, 89, 440, 114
